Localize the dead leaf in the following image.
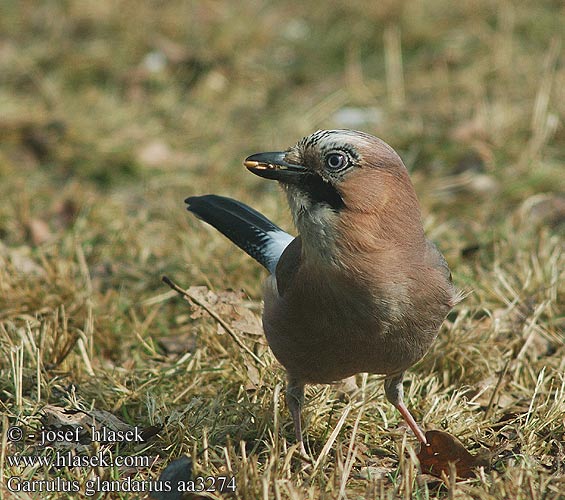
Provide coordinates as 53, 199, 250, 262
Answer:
245, 363, 261, 391
41, 406, 93, 443
41, 405, 133, 438
417, 430, 490, 479
162, 277, 267, 367
471, 373, 515, 410
232, 317, 263, 336
158, 331, 197, 356
84, 409, 135, 435
358, 465, 394, 480
186, 286, 264, 338
38, 406, 99, 453
39, 405, 156, 450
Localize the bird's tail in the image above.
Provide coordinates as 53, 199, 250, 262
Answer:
185, 195, 293, 274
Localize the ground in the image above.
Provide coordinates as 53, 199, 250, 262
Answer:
0, 1, 563, 499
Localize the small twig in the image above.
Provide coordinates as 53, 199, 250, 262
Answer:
484, 357, 511, 419
162, 275, 266, 367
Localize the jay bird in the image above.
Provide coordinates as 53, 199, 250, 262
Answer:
186, 129, 460, 451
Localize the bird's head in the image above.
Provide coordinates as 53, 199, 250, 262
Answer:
244, 130, 422, 246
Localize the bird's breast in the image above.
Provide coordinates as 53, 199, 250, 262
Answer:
262, 261, 442, 384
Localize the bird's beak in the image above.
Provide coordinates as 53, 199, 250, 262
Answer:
244, 152, 307, 183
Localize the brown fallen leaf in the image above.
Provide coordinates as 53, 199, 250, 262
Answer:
417, 430, 490, 479
245, 363, 261, 391
357, 465, 394, 480
187, 286, 259, 327
39, 405, 158, 450
158, 331, 197, 356
162, 277, 266, 367
41, 405, 133, 443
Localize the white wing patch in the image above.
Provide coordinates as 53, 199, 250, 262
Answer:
263, 230, 294, 274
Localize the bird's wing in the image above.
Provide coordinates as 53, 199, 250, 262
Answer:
275, 236, 302, 296
185, 194, 294, 274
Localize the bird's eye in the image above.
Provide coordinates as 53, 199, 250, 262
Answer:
325, 153, 347, 171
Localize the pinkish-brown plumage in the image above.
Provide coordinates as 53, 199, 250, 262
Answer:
187, 129, 460, 452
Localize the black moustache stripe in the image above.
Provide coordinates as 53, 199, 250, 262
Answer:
301, 174, 345, 210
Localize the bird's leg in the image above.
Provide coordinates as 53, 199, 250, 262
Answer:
384, 373, 428, 445
286, 377, 307, 455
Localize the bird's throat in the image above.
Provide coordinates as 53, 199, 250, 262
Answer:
285, 184, 342, 265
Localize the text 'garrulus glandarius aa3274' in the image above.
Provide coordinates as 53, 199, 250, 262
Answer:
186, 129, 461, 454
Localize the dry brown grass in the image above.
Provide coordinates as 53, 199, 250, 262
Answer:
0, 1, 563, 498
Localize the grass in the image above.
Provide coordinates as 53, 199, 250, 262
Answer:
0, 0, 563, 498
